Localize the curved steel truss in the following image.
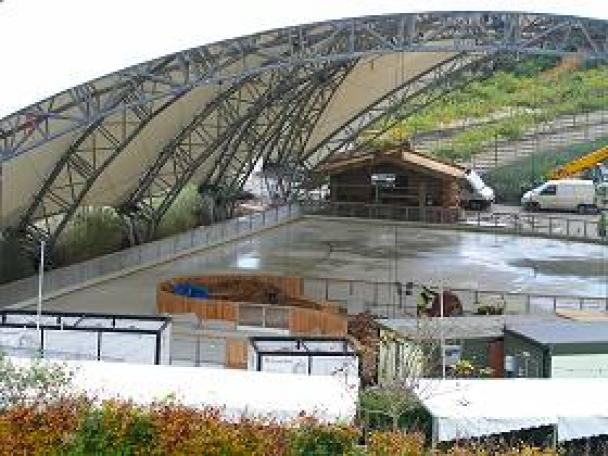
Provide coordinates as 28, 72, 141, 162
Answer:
120, 61, 354, 239
3, 10, 608, 261
2, 12, 608, 160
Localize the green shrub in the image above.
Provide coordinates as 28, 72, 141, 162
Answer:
0, 353, 75, 411
155, 184, 205, 239
54, 207, 124, 266
484, 137, 608, 203
69, 402, 156, 455
366, 430, 425, 456
288, 420, 359, 456
0, 234, 33, 284
370, 57, 608, 163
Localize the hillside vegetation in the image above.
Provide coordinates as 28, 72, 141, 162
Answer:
370, 57, 608, 162
484, 136, 608, 203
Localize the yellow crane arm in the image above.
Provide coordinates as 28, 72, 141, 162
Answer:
548, 145, 608, 179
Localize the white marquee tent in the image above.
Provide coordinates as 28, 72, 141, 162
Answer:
416, 379, 608, 444
11, 357, 358, 423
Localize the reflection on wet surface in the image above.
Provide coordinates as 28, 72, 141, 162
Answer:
46, 218, 608, 315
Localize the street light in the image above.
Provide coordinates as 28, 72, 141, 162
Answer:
36, 240, 45, 332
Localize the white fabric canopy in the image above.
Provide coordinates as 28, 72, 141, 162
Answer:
416, 379, 608, 442
11, 358, 358, 423
1, 0, 608, 118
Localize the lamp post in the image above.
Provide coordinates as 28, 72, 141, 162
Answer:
36, 240, 45, 332
440, 282, 446, 379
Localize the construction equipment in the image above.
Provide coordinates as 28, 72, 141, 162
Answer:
548, 145, 608, 180
522, 145, 608, 213
460, 169, 495, 210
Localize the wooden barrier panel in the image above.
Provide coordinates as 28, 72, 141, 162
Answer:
157, 290, 237, 322
157, 273, 348, 372
226, 339, 249, 369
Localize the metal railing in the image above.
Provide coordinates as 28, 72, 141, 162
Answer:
301, 201, 461, 224
301, 276, 608, 318
410, 109, 608, 173
0, 204, 300, 307
463, 210, 603, 242
300, 201, 605, 243
0, 310, 171, 364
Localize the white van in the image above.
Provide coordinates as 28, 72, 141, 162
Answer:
521, 179, 597, 213
460, 169, 495, 210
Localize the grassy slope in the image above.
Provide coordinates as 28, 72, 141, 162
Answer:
370, 57, 608, 162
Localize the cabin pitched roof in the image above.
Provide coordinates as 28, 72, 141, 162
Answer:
321, 149, 465, 179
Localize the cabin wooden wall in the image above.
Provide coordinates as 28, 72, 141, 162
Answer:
329, 162, 460, 208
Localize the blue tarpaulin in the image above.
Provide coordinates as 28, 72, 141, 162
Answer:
172, 283, 210, 299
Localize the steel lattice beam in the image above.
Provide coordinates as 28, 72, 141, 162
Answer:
297, 52, 506, 180
120, 63, 349, 237
2, 12, 608, 161
15, 78, 189, 254
235, 66, 355, 201
212, 62, 356, 200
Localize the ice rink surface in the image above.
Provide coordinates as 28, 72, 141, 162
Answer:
39, 219, 608, 315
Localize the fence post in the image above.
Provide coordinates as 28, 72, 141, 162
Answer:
584, 220, 588, 239
553, 296, 557, 313
566, 218, 570, 238
548, 217, 553, 236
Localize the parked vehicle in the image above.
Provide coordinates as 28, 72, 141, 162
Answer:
460, 169, 495, 210
521, 179, 598, 213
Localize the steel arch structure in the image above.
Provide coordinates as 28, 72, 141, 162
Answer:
3, 12, 608, 160
2, 9, 608, 261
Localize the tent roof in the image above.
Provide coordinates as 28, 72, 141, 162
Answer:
380, 315, 560, 340
11, 357, 358, 422
506, 321, 608, 346
417, 379, 608, 442
1, 0, 608, 119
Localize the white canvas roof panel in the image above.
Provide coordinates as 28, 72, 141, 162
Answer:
10, 357, 358, 423
417, 379, 608, 442
1, 0, 608, 119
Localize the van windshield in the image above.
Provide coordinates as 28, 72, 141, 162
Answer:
540, 184, 557, 195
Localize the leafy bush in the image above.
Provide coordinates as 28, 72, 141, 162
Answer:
366, 430, 425, 456
358, 388, 432, 438
156, 184, 205, 239
54, 207, 125, 266
0, 398, 87, 455
288, 419, 359, 456
0, 396, 567, 455
0, 353, 75, 410
0, 234, 33, 284
69, 401, 156, 455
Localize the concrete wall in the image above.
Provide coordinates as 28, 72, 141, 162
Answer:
0, 204, 299, 307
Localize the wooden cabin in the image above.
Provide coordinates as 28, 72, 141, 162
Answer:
322, 149, 465, 208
